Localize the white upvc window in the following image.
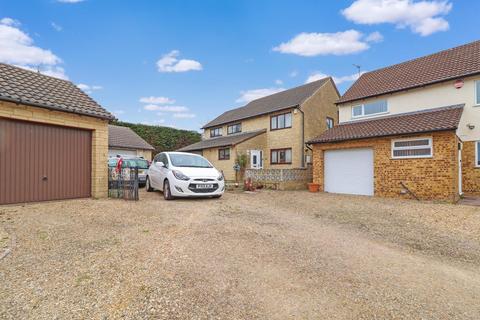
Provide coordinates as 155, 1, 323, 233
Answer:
352, 100, 388, 118
475, 80, 480, 105
391, 137, 433, 159
476, 141, 480, 167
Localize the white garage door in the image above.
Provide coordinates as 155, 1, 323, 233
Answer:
109, 148, 137, 158
324, 148, 374, 196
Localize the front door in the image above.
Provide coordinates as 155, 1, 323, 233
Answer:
250, 150, 263, 169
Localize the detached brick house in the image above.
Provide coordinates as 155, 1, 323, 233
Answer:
308, 40, 480, 202
179, 78, 339, 183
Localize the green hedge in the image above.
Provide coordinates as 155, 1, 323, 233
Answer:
112, 121, 201, 155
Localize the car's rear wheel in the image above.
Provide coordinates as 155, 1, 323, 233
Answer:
146, 177, 154, 192
163, 179, 174, 200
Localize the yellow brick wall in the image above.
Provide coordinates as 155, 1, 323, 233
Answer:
137, 149, 153, 161
201, 133, 268, 181
202, 147, 236, 181
0, 101, 109, 198
312, 131, 459, 202
302, 78, 339, 142
462, 141, 480, 195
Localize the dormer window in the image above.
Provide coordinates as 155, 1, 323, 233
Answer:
352, 100, 388, 118
210, 127, 222, 138
227, 123, 242, 135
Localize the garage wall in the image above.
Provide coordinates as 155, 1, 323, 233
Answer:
312, 131, 460, 202
0, 100, 109, 199
461, 141, 480, 196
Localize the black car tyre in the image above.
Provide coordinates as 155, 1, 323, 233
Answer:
163, 180, 174, 200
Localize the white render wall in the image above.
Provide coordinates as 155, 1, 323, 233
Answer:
338, 74, 480, 142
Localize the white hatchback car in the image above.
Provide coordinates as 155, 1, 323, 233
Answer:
146, 152, 225, 200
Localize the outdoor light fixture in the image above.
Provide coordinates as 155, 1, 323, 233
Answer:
467, 123, 475, 130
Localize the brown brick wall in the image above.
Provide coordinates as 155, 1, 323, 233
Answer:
312, 131, 460, 202
462, 141, 480, 195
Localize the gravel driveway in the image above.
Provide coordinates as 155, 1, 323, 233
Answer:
1, 190, 479, 319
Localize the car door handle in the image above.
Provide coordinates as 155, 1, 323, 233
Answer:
42, 176, 48, 181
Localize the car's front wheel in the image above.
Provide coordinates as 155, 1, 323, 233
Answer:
163, 179, 174, 200
146, 177, 154, 192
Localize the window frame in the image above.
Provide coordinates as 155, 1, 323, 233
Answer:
210, 127, 223, 138
475, 80, 480, 106
218, 148, 230, 160
351, 100, 389, 119
227, 123, 242, 135
476, 141, 480, 167
270, 112, 292, 131
270, 148, 292, 165
326, 117, 334, 129
391, 137, 433, 159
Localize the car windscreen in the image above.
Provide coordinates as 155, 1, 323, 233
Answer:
135, 159, 149, 169
169, 154, 213, 168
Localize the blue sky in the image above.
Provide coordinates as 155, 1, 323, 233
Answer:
1, 0, 479, 131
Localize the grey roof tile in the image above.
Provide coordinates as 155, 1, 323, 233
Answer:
307, 105, 464, 144
108, 125, 154, 150
178, 129, 267, 152
202, 78, 332, 128
0, 63, 114, 120
338, 40, 480, 104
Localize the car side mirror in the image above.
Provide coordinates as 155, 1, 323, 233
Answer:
156, 161, 165, 168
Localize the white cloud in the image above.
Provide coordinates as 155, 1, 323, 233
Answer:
0, 18, 20, 27
112, 110, 125, 117
156, 50, 202, 73
51, 22, 62, 32
173, 113, 196, 119
77, 83, 102, 94
273, 30, 376, 56
141, 119, 166, 126
144, 105, 189, 112
0, 17, 67, 79
275, 79, 283, 85
305, 71, 366, 85
290, 70, 298, 78
305, 73, 329, 84
236, 88, 285, 104
342, 0, 452, 36
139, 96, 175, 104
365, 31, 384, 43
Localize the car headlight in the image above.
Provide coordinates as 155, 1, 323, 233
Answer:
172, 170, 190, 181
217, 171, 224, 181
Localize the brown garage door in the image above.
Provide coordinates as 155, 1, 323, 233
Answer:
0, 119, 92, 204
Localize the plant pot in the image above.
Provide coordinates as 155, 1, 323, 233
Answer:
307, 183, 320, 193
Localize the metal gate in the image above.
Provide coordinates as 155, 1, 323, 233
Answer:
108, 166, 139, 200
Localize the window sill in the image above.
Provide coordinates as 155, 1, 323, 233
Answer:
391, 156, 433, 160
352, 111, 389, 120
270, 126, 292, 132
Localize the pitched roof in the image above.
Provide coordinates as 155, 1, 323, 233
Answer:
108, 125, 154, 150
307, 105, 464, 144
178, 129, 266, 152
203, 78, 332, 128
0, 63, 114, 120
338, 40, 480, 104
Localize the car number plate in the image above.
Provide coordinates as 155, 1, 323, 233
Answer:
196, 184, 213, 189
